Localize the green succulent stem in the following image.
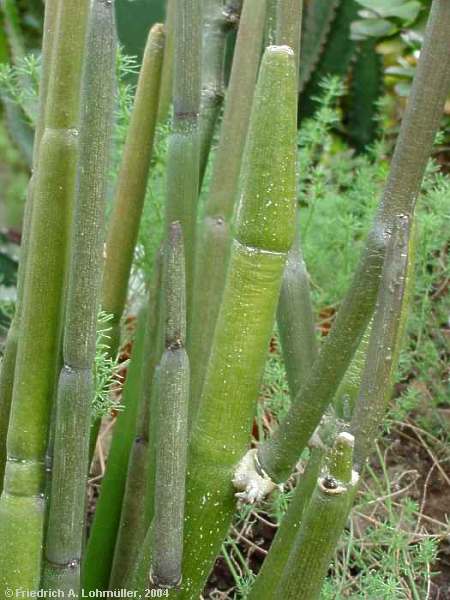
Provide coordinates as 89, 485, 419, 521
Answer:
274, 0, 317, 401
257, 0, 450, 484
247, 446, 325, 600
351, 215, 411, 470
109, 258, 163, 589
165, 0, 201, 322
101, 23, 164, 356
0, 0, 91, 591
150, 223, 189, 589
199, 0, 242, 181
189, 0, 267, 420
158, 0, 175, 122
41, 1, 116, 592
276, 0, 303, 71
0, 0, 58, 492
83, 307, 148, 591
273, 433, 355, 600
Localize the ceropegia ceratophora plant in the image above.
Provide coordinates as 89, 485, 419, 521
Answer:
0, 0, 449, 598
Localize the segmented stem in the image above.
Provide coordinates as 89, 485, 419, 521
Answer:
41, 3, 116, 591
0, 0, 58, 493
150, 223, 189, 589
0, 0, 91, 590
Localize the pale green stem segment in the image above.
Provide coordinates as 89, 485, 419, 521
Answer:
150, 223, 189, 589
156, 46, 296, 599
0, 0, 59, 493
247, 446, 325, 600
273, 433, 355, 600
165, 0, 201, 322
0, 0, 91, 592
198, 0, 242, 181
189, 0, 267, 420
351, 216, 411, 470
277, 227, 317, 400
274, 0, 318, 397
102, 24, 164, 356
41, 1, 117, 593
109, 257, 163, 589
83, 307, 148, 591
334, 322, 371, 422
276, 0, 303, 72
265, 0, 278, 46
157, 0, 175, 122
257, 0, 450, 484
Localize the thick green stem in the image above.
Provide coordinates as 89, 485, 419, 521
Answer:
157, 0, 175, 122
273, 433, 355, 600
257, 0, 450, 484
83, 307, 148, 591
189, 0, 267, 420
102, 24, 164, 356
351, 216, 411, 470
109, 260, 163, 589
41, 1, 116, 593
150, 223, 189, 589
159, 46, 296, 599
198, 0, 242, 181
165, 0, 201, 322
0, 0, 58, 493
0, 0, 91, 591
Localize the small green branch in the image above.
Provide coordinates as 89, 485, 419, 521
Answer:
102, 23, 164, 356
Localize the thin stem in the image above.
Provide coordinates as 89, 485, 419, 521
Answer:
0, 0, 91, 591
157, 0, 176, 122
273, 433, 356, 600
102, 24, 164, 356
189, 0, 267, 422
150, 223, 189, 589
165, 0, 202, 322
351, 216, 412, 469
109, 255, 163, 589
83, 307, 148, 591
257, 0, 450, 484
276, 0, 303, 72
247, 447, 325, 600
198, 0, 242, 181
41, 2, 116, 592
274, 0, 317, 399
